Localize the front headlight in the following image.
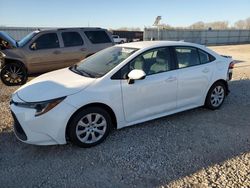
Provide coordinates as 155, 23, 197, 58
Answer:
13, 97, 66, 116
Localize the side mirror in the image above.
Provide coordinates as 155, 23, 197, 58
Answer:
127, 69, 146, 84
30, 43, 37, 50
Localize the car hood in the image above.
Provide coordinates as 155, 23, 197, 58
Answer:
0, 31, 17, 48
16, 68, 96, 102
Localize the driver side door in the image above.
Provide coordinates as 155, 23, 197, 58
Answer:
120, 47, 178, 123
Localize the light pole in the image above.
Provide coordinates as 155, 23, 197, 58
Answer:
153, 16, 162, 40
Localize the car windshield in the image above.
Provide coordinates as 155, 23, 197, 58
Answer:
18, 31, 39, 47
71, 46, 138, 78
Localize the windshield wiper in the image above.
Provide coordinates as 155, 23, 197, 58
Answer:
69, 65, 95, 78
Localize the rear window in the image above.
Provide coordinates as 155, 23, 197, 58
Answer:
84, 31, 111, 44
62, 32, 83, 47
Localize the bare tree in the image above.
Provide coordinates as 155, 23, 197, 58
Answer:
115, 27, 141, 31
234, 20, 246, 29
189, 21, 205, 29
234, 17, 250, 29
207, 21, 229, 29
246, 17, 250, 29
188, 21, 229, 30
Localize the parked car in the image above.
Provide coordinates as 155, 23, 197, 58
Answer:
112, 35, 127, 44
10, 41, 234, 147
0, 28, 114, 86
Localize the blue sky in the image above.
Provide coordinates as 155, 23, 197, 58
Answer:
0, 0, 249, 29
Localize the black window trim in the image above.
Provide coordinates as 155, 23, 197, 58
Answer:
29, 32, 60, 51
84, 30, 112, 44
111, 46, 175, 80
61, 31, 84, 48
171, 45, 216, 70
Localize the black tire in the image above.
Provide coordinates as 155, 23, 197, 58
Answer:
0, 63, 28, 86
120, 40, 124, 44
68, 107, 112, 148
205, 81, 226, 110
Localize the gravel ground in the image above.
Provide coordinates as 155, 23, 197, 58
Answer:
0, 44, 250, 187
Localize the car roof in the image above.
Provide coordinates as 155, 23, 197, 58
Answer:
37, 27, 105, 32
117, 41, 205, 50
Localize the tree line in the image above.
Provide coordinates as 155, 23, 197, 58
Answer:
159, 17, 250, 30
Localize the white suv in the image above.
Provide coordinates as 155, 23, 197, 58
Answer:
10, 41, 234, 147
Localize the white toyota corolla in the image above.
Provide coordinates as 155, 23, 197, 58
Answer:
10, 41, 234, 147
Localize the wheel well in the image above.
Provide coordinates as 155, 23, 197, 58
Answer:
86, 53, 94, 58
3, 59, 26, 70
212, 79, 229, 95
65, 103, 117, 140
204, 79, 229, 106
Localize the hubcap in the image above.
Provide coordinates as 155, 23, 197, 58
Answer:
76, 113, 107, 144
210, 85, 225, 107
2, 65, 24, 84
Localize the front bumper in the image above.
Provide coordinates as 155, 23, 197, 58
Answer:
10, 98, 76, 146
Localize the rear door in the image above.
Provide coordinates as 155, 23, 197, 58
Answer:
58, 30, 87, 66
173, 46, 215, 108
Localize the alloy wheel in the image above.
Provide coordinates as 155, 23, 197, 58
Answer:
1, 64, 25, 85
210, 85, 225, 107
76, 113, 107, 144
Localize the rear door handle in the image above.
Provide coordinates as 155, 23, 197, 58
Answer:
202, 68, 209, 73
165, 76, 177, 82
80, 48, 87, 51
53, 50, 61, 55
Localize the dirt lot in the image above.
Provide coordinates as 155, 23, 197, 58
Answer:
0, 44, 250, 187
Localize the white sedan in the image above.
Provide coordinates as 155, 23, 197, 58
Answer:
10, 41, 234, 147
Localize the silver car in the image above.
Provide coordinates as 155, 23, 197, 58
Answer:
0, 27, 114, 86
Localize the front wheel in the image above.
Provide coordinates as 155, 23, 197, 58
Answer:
205, 82, 226, 110
68, 107, 112, 148
0, 63, 28, 86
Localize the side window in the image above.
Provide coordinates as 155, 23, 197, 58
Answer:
199, 49, 216, 63
84, 31, 112, 44
199, 50, 210, 64
62, 32, 83, 47
31, 33, 59, 50
175, 47, 200, 68
129, 48, 171, 76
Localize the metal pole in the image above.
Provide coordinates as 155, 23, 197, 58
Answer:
158, 27, 160, 40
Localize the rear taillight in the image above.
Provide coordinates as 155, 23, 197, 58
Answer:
227, 61, 234, 80
229, 61, 235, 69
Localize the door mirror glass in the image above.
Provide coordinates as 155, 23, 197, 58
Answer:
127, 69, 146, 84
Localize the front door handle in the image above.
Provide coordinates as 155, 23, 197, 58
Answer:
80, 48, 87, 51
202, 68, 209, 73
165, 76, 177, 82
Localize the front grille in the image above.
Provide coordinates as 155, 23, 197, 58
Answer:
11, 111, 27, 141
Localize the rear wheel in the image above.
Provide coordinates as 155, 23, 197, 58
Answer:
68, 107, 112, 147
0, 63, 27, 86
205, 82, 226, 110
